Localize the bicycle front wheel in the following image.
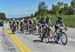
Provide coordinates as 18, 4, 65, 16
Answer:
61, 32, 68, 45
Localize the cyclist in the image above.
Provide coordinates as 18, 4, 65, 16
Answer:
16, 20, 19, 30
20, 20, 24, 32
33, 18, 36, 25
23, 18, 28, 25
34, 18, 40, 35
28, 18, 33, 30
54, 16, 65, 36
38, 17, 46, 34
40, 17, 52, 42
11, 19, 16, 33
9, 20, 12, 29
38, 17, 46, 28
23, 18, 28, 31
45, 17, 52, 27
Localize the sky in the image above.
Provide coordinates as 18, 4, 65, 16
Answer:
0, 0, 71, 18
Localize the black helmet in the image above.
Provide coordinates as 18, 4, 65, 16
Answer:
58, 16, 62, 20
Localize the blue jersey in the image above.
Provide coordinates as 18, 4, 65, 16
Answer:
55, 20, 64, 26
39, 20, 45, 27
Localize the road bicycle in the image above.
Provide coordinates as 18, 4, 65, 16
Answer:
41, 27, 68, 45
54, 27, 68, 45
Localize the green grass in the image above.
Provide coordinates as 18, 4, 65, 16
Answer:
50, 15, 75, 28
62, 15, 75, 28
32, 15, 75, 27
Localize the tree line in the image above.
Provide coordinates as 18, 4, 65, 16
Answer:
32, 0, 75, 17
0, 13, 6, 20
0, 0, 75, 20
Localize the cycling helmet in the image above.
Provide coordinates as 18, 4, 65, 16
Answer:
13, 19, 15, 21
58, 16, 62, 20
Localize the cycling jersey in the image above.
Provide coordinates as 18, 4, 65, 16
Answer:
29, 19, 33, 24
20, 21, 23, 26
16, 21, 19, 25
46, 18, 49, 24
55, 20, 64, 27
39, 20, 46, 27
24, 19, 28, 23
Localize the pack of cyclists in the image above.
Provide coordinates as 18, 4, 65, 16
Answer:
9, 16, 67, 44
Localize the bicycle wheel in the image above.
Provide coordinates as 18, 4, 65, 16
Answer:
49, 29, 54, 39
61, 32, 68, 45
45, 28, 53, 42
54, 34, 59, 44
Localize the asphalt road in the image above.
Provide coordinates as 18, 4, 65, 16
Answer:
0, 26, 7, 52
4, 23, 75, 52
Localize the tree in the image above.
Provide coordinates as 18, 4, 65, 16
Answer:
0, 13, 6, 20
51, 4, 59, 16
57, 1, 64, 7
71, 0, 75, 14
50, 2, 69, 15
30, 13, 34, 17
51, 2, 64, 15
37, 1, 48, 17
57, 2, 69, 15
67, 6, 74, 15
63, 3, 68, 14
71, 0, 75, 7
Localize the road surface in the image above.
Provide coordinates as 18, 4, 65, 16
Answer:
3, 23, 75, 52
0, 27, 7, 52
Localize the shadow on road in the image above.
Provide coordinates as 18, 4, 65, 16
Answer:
33, 40, 41, 42
33, 40, 61, 45
46, 41, 55, 43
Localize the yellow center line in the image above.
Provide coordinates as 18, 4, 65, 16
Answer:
5, 28, 32, 52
